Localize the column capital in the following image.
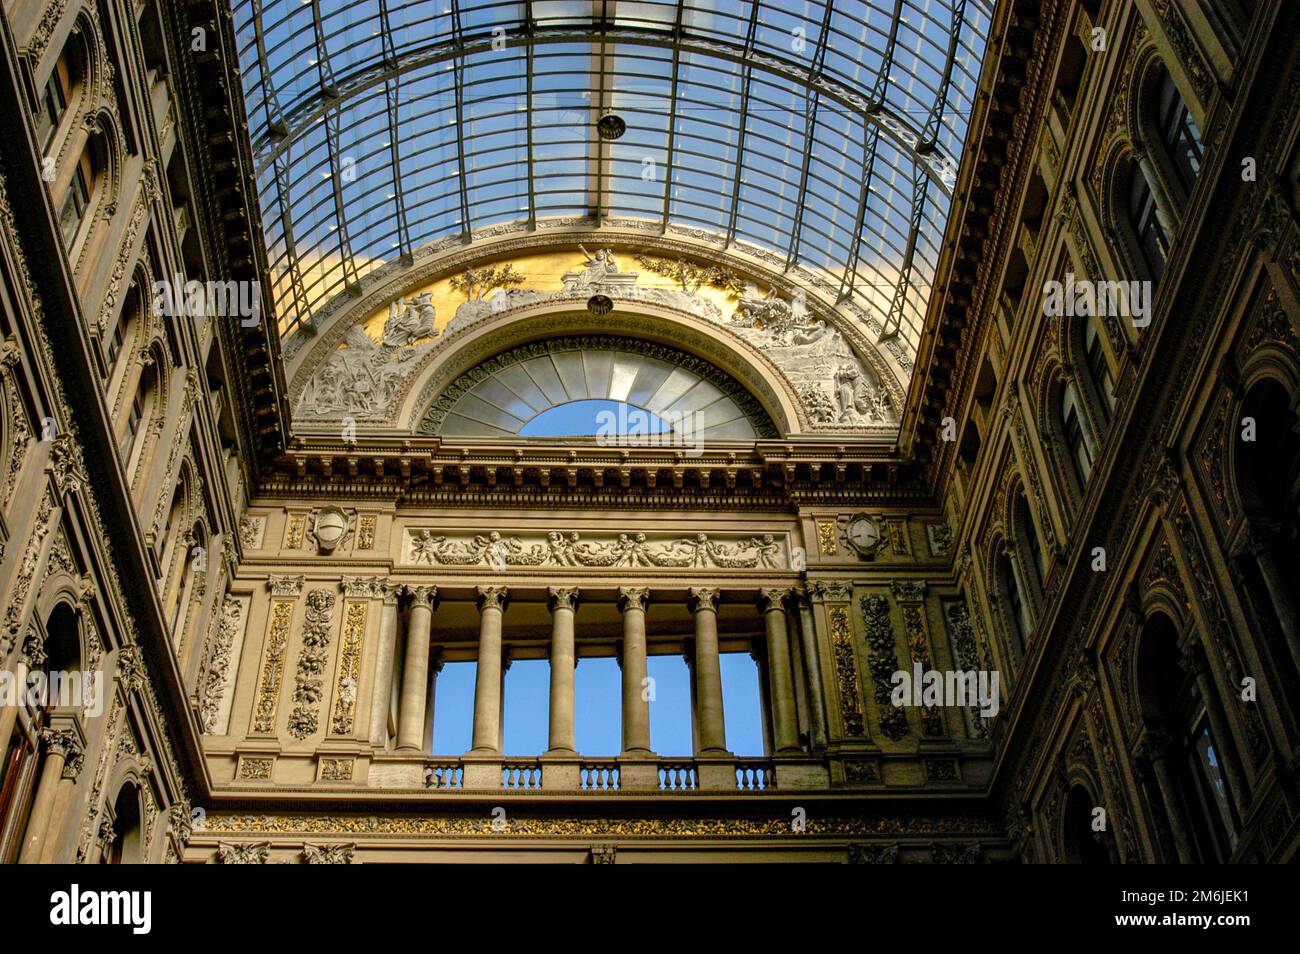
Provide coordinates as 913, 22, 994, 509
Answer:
618, 586, 649, 613
267, 575, 305, 597
404, 584, 437, 608
341, 576, 393, 600
807, 580, 852, 604
757, 587, 795, 613
548, 586, 580, 613
39, 726, 74, 753
687, 586, 720, 613
889, 579, 927, 604
476, 585, 508, 611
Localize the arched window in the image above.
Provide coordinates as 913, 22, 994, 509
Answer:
106, 282, 142, 375
104, 784, 143, 864
1083, 316, 1115, 423
1062, 785, 1113, 863
0, 604, 81, 862
1127, 165, 1169, 280
35, 36, 86, 151
120, 361, 157, 464
1154, 69, 1202, 196
1137, 615, 1239, 862
58, 146, 97, 247
1062, 380, 1094, 487
169, 521, 206, 642
999, 549, 1029, 653
1232, 378, 1300, 677
1015, 499, 1044, 602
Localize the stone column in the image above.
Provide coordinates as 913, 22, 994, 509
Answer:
395, 585, 436, 752
471, 586, 507, 752
1180, 646, 1247, 817
368, 582, 400, 748
422, 654, 443, 754
17, 728, 79, 863
688, 587, 727, 754
618, 587, 652, 755
546, 587, 579, 754
759, 588, 801, 754
1239, 522, 1300, 672
796, 590, 829, 749
753, 649, 774, 755
1138, 731, 1197, 864
498, 654, 511, 751
1134, 141, 1182, 239
787, 611, 811, 748
39, 737, 86, 863
686, 652, 700, 755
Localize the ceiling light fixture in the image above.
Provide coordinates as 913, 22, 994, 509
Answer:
596, 113, 626, 140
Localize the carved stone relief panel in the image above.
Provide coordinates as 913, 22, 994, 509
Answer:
401, 528, 790, 571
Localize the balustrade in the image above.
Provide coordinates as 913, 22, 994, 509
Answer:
502, 759, 543, 790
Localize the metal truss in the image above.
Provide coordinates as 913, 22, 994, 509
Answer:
234, 0, 990, 352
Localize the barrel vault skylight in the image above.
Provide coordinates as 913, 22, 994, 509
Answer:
232, 0, 994, 375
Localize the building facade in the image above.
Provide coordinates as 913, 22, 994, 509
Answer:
0, 0, 1296, 863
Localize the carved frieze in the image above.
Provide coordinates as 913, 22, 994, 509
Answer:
295, 244, 898, 434
237, 757, 274, 781
403, 528, 788, 570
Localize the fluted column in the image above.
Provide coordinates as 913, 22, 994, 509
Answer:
396, 585, 436, 751
18, 728, 79, 863
547, 587, 579, 753
471, 586, 508, 752
688, 587, 728, 754
759, 588, 801, 754
618, 587, 652, 755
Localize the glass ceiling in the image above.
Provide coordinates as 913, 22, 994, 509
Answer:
232, 1, 993, 369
